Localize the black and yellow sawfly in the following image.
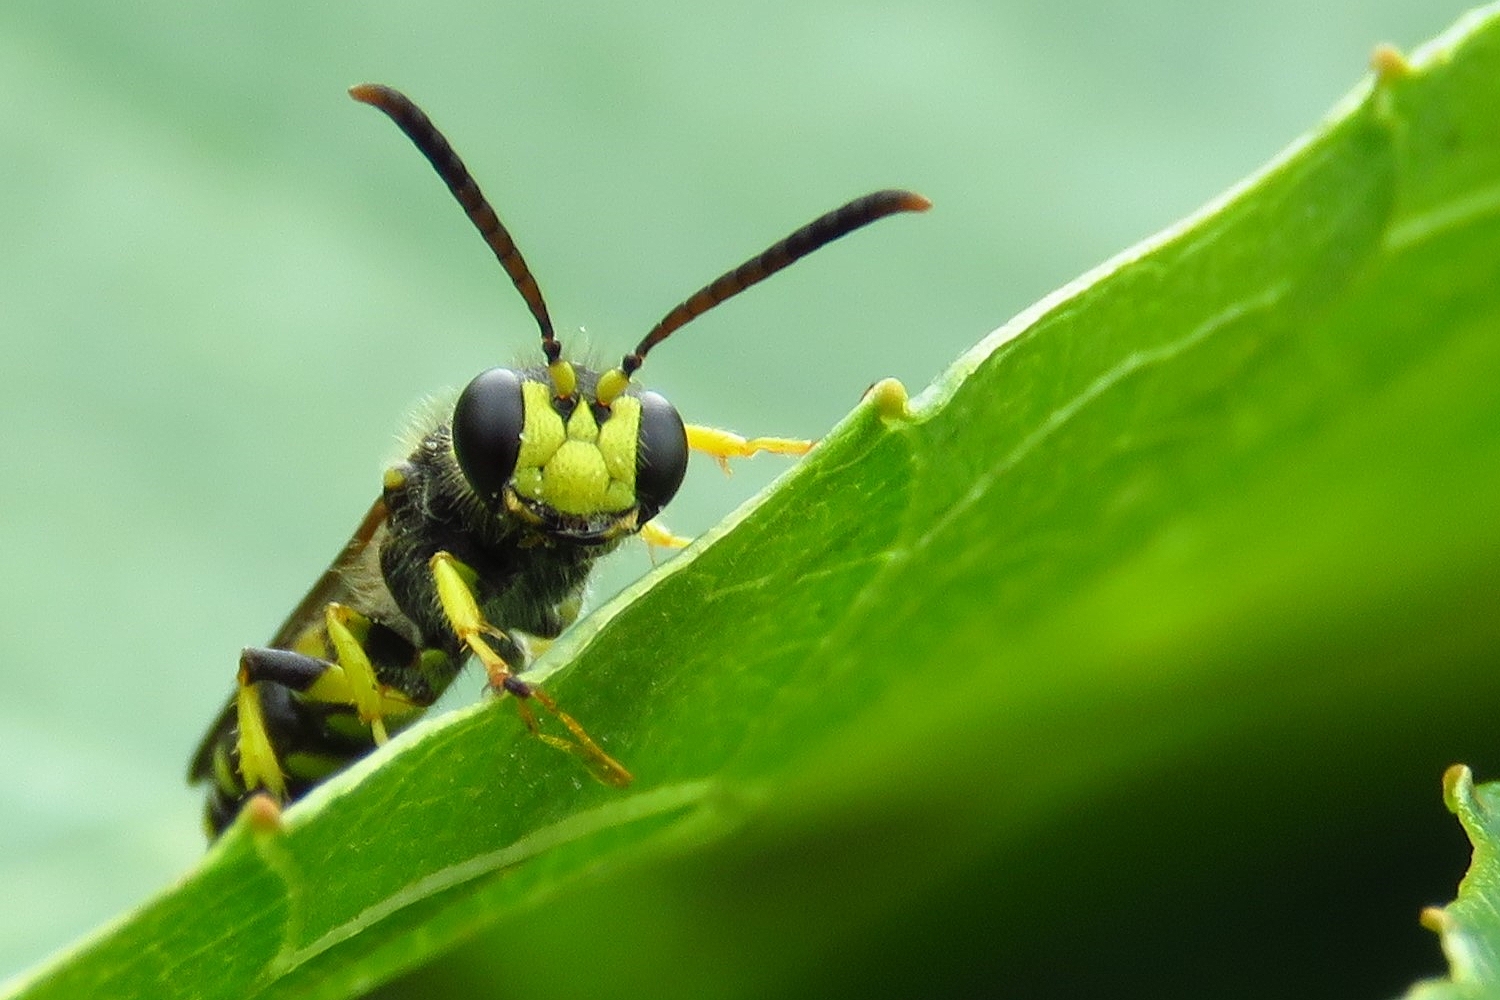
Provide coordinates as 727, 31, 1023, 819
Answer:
187, 83, 928, 837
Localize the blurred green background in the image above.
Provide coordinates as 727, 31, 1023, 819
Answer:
0, 0, 1465, 983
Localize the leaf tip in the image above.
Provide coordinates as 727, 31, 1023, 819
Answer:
245, 791, 287, 836
1420, 905, 1455, 935
862, 377, 912, 423
1370, 42, 1413, 84
1442, 764, 1474, 816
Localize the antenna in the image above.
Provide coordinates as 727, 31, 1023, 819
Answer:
621, 189, 931, 378
349, 84, 563, 364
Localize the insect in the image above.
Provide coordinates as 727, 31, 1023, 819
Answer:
187, 83, 930, 837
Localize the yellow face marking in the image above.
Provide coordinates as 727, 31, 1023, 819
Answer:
512, 466, 544, 501
597, 395, 640, 486
603, 480, 635, 511
542, 440, 612, 514
511, 379, 642, 517
566, 400, 599, 442
516, 381, 566, 469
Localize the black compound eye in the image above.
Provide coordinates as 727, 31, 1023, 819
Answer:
452, 367, 525, 502
634, 390, 688, 523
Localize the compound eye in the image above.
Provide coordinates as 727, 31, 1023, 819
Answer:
452, 367, 525, 503
634, 390, 688, 523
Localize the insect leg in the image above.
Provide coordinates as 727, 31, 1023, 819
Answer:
233, 638, 418, 802
684, 424, 813, 474
321, 603, 421, 745
429, 551, 632, 787
639, 519, 693, 554
232, 648, 319, 802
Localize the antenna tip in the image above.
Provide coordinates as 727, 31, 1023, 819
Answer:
348, 83, 391, 107
900, 191, 933, 212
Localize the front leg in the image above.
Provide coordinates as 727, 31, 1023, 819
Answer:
635, 424, 812, 554
429, 551, 632, 787
685, 424, 813, 474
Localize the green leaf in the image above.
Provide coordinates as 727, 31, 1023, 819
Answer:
9, 5, 1500, 999
1409, 767, 1500, 1000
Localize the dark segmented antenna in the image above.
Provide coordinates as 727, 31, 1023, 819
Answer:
349, 84, 563, 364
620, 189, 931, 377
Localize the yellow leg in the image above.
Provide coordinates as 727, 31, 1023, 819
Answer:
235, 669, 287, 802
430, 552, 632, 787
324, 604, 394, 745
640, 519, 692, 553
685, 424, 813, 474
639, 520, 693, 566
